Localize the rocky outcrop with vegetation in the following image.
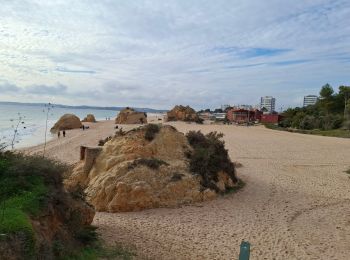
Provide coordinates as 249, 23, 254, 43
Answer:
0, 152, 95, 259
166, 105, 201, 123
82, 114, 97, 123
50, 114, 83, 133
115, 107, 147, 124
65, 124, 239, 212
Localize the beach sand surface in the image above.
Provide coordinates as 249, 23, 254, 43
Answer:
25, 120, 350, 260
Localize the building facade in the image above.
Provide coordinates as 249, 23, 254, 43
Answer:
303, 95, 318, 107
260, 96, 276, 113
227, 109, 262, 123
260, 114, 283, 124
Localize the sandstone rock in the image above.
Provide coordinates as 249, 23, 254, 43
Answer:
115, 107, 147, 124
166, 105, 199, 122
65, 125, 237, 212
50, 114, 82, 133
82, 114, 96, 122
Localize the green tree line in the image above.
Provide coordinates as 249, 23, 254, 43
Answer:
280, 84, 350, 130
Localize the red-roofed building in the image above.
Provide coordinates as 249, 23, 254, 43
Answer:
260, 114, 283, 124
227, 109, 262, 124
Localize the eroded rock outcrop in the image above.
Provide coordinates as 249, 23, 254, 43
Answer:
82, 114, 96, 123
65, 125, 238, 212
51, 114, 82, 133
115, 107, 147, 124
166, 105, 199, 122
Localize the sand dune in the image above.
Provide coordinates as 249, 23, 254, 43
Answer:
25, 120, 350, 259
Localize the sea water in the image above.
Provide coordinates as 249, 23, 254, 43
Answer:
0, 103, 118, 149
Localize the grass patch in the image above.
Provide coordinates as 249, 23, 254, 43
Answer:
264, 124, 350, 138
128, 158, 169, 170
0, 152, 66, 257
144, 124, 160, 141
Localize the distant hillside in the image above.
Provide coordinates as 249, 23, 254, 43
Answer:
0, 101, 167, 113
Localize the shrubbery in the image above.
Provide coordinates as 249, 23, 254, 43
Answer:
98, 136, 112, 146
128, 158, 169, 170
279, 84, 350, 131
186, 131, 237, 192
0, 152, 67, 257
144, 124, 160, 141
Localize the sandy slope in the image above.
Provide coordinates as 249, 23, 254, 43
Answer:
25, 121, 350, 259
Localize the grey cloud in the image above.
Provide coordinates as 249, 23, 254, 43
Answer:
56, 67, 96, 74
25, 84, 68, 95
0, 83, 21, 93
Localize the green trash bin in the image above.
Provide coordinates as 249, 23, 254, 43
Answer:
239, 241, 250, 260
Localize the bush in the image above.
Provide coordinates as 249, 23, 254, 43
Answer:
343, 120, 350, 130
170, 173, 184, 182
299, 115, 319, 130
98, 136, 112, 146
75, 226, 99, 244
186, 131, 237, 192
128, 158, 169, 170
194, 117, 204, 124
144, 124, 160, 141
0, 152, 68, 257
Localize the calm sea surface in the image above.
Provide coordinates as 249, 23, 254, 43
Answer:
0, 103, 118, 149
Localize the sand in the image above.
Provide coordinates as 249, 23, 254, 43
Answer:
25, 120, 350, 260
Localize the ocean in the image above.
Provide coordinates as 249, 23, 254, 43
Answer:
0, 103, 118, 149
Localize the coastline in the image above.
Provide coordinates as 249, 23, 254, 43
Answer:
22, 116, 164, 164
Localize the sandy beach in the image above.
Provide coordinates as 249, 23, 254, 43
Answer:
25, 120, 350, 259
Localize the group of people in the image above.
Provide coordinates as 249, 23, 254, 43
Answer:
57, 130, 66, 138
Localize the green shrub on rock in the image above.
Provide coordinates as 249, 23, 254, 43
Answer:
144, 124, 160, 141
186, 131, 237, 192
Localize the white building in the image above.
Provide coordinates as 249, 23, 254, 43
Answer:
260, 96, 276, 113
303, 95, 318, 107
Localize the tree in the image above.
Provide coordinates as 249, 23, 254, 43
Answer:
320, 84, 334, 99
339, 86, 350, 119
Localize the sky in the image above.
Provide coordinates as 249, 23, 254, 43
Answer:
0, 0, 350, 110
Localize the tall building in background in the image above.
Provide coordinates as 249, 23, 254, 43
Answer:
260, 96, 276, 113
303, 95, 318, 107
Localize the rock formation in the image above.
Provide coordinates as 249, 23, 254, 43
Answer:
65, 125, 238, 212
115, 107, 147, 124
82, 114, 97, 123
166, 105, 200, 122
50, 114, 82, 133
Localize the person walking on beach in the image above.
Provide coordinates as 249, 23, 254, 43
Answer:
63, 130, 66, 137
58, 131, 61, 138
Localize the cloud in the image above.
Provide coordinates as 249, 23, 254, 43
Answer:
25, 84, 68, 95
55, 66, 96, 74
0, 83, 21, 93
0, 0, 349, 109
212, 47, 291, 59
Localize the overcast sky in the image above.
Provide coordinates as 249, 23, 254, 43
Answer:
0, 0, 350, 110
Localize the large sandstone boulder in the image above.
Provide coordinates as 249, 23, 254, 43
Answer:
65, 125, 238, 212
166, 105, 199, 122
115, 107, 147, 124
50, 114, 82, 133
82, 114, 96, 123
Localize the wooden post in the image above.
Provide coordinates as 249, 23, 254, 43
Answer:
80, 146, 86, 160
